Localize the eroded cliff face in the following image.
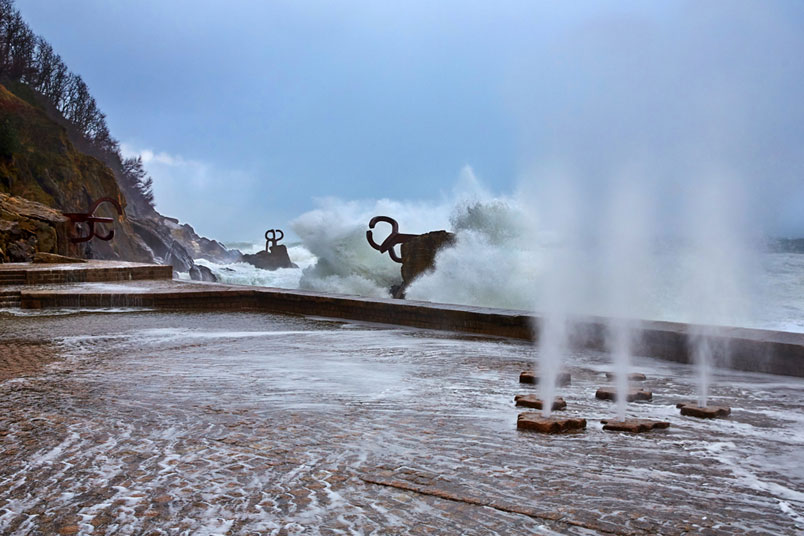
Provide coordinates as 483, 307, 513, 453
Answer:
0, 82, 153, 262
0, 81, 236, 272
0, 193, 74, 261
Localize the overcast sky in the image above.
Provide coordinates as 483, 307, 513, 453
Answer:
15, 0, 804, 242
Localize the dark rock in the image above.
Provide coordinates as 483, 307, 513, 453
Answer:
189, 264, 217, 282
601, 419, 670, 433
0, 193, 75, 262
6, 236, 35, 261
677, 403, 731, 419
605, 372, 647, 381
0, 219, 18, 233
161, 218, 241, 263
514, 394, 566, 410
596, 387, 652, 402
0, 82, 234, 269
128, 219, 195, 272
390, 283, 406, 299
517, 413, 586, 434
519, 370, 571, 386
242, 245, 298, 271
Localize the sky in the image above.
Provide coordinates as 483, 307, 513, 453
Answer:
14, 0, 804, 242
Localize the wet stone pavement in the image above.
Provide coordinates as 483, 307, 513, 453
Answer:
1, 310, 803, 535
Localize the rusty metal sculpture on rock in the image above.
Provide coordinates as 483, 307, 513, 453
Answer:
63, 197, 123, 243
265, 229, 284, 251
367, 216, 456, 299
366, 216, 419, 263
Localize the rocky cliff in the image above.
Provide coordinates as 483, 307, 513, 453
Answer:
0, 193, 73, 261
0, 80, 235, 274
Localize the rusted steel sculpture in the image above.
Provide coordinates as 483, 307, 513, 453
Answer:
366, 216, 418, 263
63, 197, 123, 243
265, 229, 284, 251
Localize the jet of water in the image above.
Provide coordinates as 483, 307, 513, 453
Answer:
609, 319, 632, 420
537, 315, 567, 418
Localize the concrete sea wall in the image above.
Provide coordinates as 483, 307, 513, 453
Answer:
19, 281, 804, 378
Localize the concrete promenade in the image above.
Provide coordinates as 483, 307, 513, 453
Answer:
2, 261, 803, 377
2, 262, 804, 534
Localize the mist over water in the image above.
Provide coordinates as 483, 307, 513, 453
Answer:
200, 167, 804, 337
284, 167, 778, 413
291, 196, 448, 297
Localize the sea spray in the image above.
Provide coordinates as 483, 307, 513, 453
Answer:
536, 315, 566, 417
194, 245, 316, 288
406, 198, 544, 307
689, 331, 713, 408
291, 168, 542, 301
193, 168, 804, 340
522, 174, 586, 417
291, 196, 452, 298
608, 319, 631, 420
680, 173, 755, 407
600, 175, 654, 419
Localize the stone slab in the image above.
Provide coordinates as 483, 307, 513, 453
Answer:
519, 371, 571, 386
595, 387, 652, 402
514, 395, 566, 411
676, 403, 731, 419
1, 261, 172, 285
601, 419, 670, 433
516, 413, 586, 434
605, 372, 647, 381
33, 253, 86, 264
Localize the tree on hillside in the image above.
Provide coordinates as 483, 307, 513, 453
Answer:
0, 0, 156, 211
0, 5, 35, 80
122, 156, 155, 206
0, 117, 19, 158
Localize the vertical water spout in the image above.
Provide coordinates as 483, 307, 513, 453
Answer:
609, 318, 632, 420
538, 314, 566, 418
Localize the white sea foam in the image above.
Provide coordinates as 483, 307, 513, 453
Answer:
182, 169, 804, 333
0, 307, 154, 318
290, 194, 453, 298
185, 244, 315, 288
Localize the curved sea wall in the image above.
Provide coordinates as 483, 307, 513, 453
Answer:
17, 279, 804, 378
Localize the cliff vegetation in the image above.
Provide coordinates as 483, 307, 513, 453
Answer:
0, 0, 235, 273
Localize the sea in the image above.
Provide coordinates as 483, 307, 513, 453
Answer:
187, 192, 804, 335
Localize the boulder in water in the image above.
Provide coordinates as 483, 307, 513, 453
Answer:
189, 264, 217, 282
242, 244, 298, 271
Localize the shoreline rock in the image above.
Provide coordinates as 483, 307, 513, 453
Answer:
241, 244, 297, 271
0, 193, 75, 262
